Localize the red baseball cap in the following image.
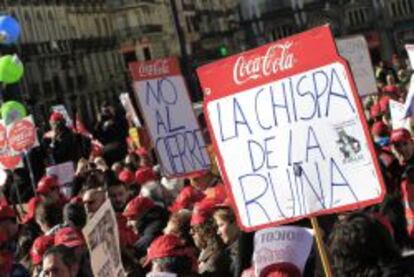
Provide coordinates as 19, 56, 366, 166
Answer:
54, 227, 85, 248
260, 263, 301, 277
21, 197, 41, 224
0, 205, 15, 221
49, 111, 64, 123
118, 169, 135, 184
145, 234, 187, 266
371, 121, 389, 137
30, 235, 54, 265
191, 198, 216, 226
123, 196, 155, 219
135, 167, 156, 185
390, 128, 412, 144
36, 176, 59, 194
169, 186, 205, 213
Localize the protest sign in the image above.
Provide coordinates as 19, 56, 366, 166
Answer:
403, 45, 414, 118
7, 115, 38, 154
130, 57, 211, 177
46, 161, 75, 197
253, 226, 313, 276
197, 25, 385, 231
120, 92, 141, 127
389, 100, 412, 131
82, 199, 125, 277
0, 119, 23, 170
336, 35, 377, 96
52, 105, 73, 127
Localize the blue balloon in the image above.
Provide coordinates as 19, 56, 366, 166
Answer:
0, 16, 20, 44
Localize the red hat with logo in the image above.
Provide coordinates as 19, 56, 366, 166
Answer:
169, 186, 205, 213
390, 128, 412, 144
191, 198, 216, 226
36, 176, 59, 194
123, 196, 155, 219
371, 121, 389, 137
135, 167, 156, 185
30, 235, 54, 265
145, 234, 188, 266
21, 197, 41, 224
54, 227, 85, 248
0, 205, 15, 221
49, 111, 64, 123
118, 169, 135, 184
260, 263, 301, 277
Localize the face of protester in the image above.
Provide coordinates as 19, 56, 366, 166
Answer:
214, 216, 239, 245
190, 226, 206, 249
391, 141, 414, 163
82, 189, 106, 217
45, 187, 61, 204
108, 185, 129, 213
42, 254, 73, 277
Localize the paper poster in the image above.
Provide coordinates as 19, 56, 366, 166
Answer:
7, 115, 39, 154
46, 161, 75, 197
336, 35, 377, 96
52, 105, 73, 127
389, 100, 412, 131
253, 226, 313, 276
197, 25, 385, 231
82, 199, 125, 277
130, 57, 211, 177
120, 92, 141, 127
403, 45, 414, 118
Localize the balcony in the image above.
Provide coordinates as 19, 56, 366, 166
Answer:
115, 24, 163, 41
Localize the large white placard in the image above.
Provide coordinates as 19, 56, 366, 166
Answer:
336, 35, 377, 96
130, 58, 211, 177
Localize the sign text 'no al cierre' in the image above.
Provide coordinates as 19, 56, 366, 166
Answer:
197, 25, 385, 232
130, 57, 210, 178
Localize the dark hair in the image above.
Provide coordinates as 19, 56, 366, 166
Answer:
43, 245, 77, 268
82, 170, 105, 192
153, 256, 192, 274
63, 202, 87, 229
193, 217, 223, 251
35, 200, 62, 228
328, 212, 400, 276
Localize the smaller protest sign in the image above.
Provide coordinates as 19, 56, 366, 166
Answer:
7, 115, 38, 154
120, 93, 141, 127
390, 100, 412, 131
46, 161, 75, 197
336, 35, 377, 96
52, 105, 73, 127
403, 45, 414, 118
253, 226, 314, 276
82, 199, 125, 277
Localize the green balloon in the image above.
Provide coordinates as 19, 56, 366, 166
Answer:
1, 101, 26, 125
0, 54, 23, 84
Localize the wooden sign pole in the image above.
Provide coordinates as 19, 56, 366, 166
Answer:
310, 216, 333, 277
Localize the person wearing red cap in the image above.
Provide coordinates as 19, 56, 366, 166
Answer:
36, 175, 66, 205
371, 121, 390, 148
30, 234, 54, 276
107, 179, 138, 248
123, 196, 168, 260
119, 168, 141, 197
44, 110, 91, 165
389, 128, 414, 239
145, 234, 194, 275
190, 199, 230, 275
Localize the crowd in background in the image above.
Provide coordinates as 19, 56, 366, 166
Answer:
2, 54, 414, 276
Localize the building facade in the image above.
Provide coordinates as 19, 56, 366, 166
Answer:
239, 0, 414, 63
0, 0, 127, 127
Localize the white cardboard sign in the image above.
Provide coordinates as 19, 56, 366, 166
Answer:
130, 57, 211, 177
197, 26, 385, 231
253, 226, 314, 276
82, 199, 125, 277
52, 105, 73, 127
336, 35, 377, 96
120, 92, 142, 127
389, 100, 412, 130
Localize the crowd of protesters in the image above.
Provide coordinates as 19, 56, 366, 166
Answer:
2, 55, 414, 276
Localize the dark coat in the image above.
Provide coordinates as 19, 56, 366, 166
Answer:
133, 205, 169, 259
